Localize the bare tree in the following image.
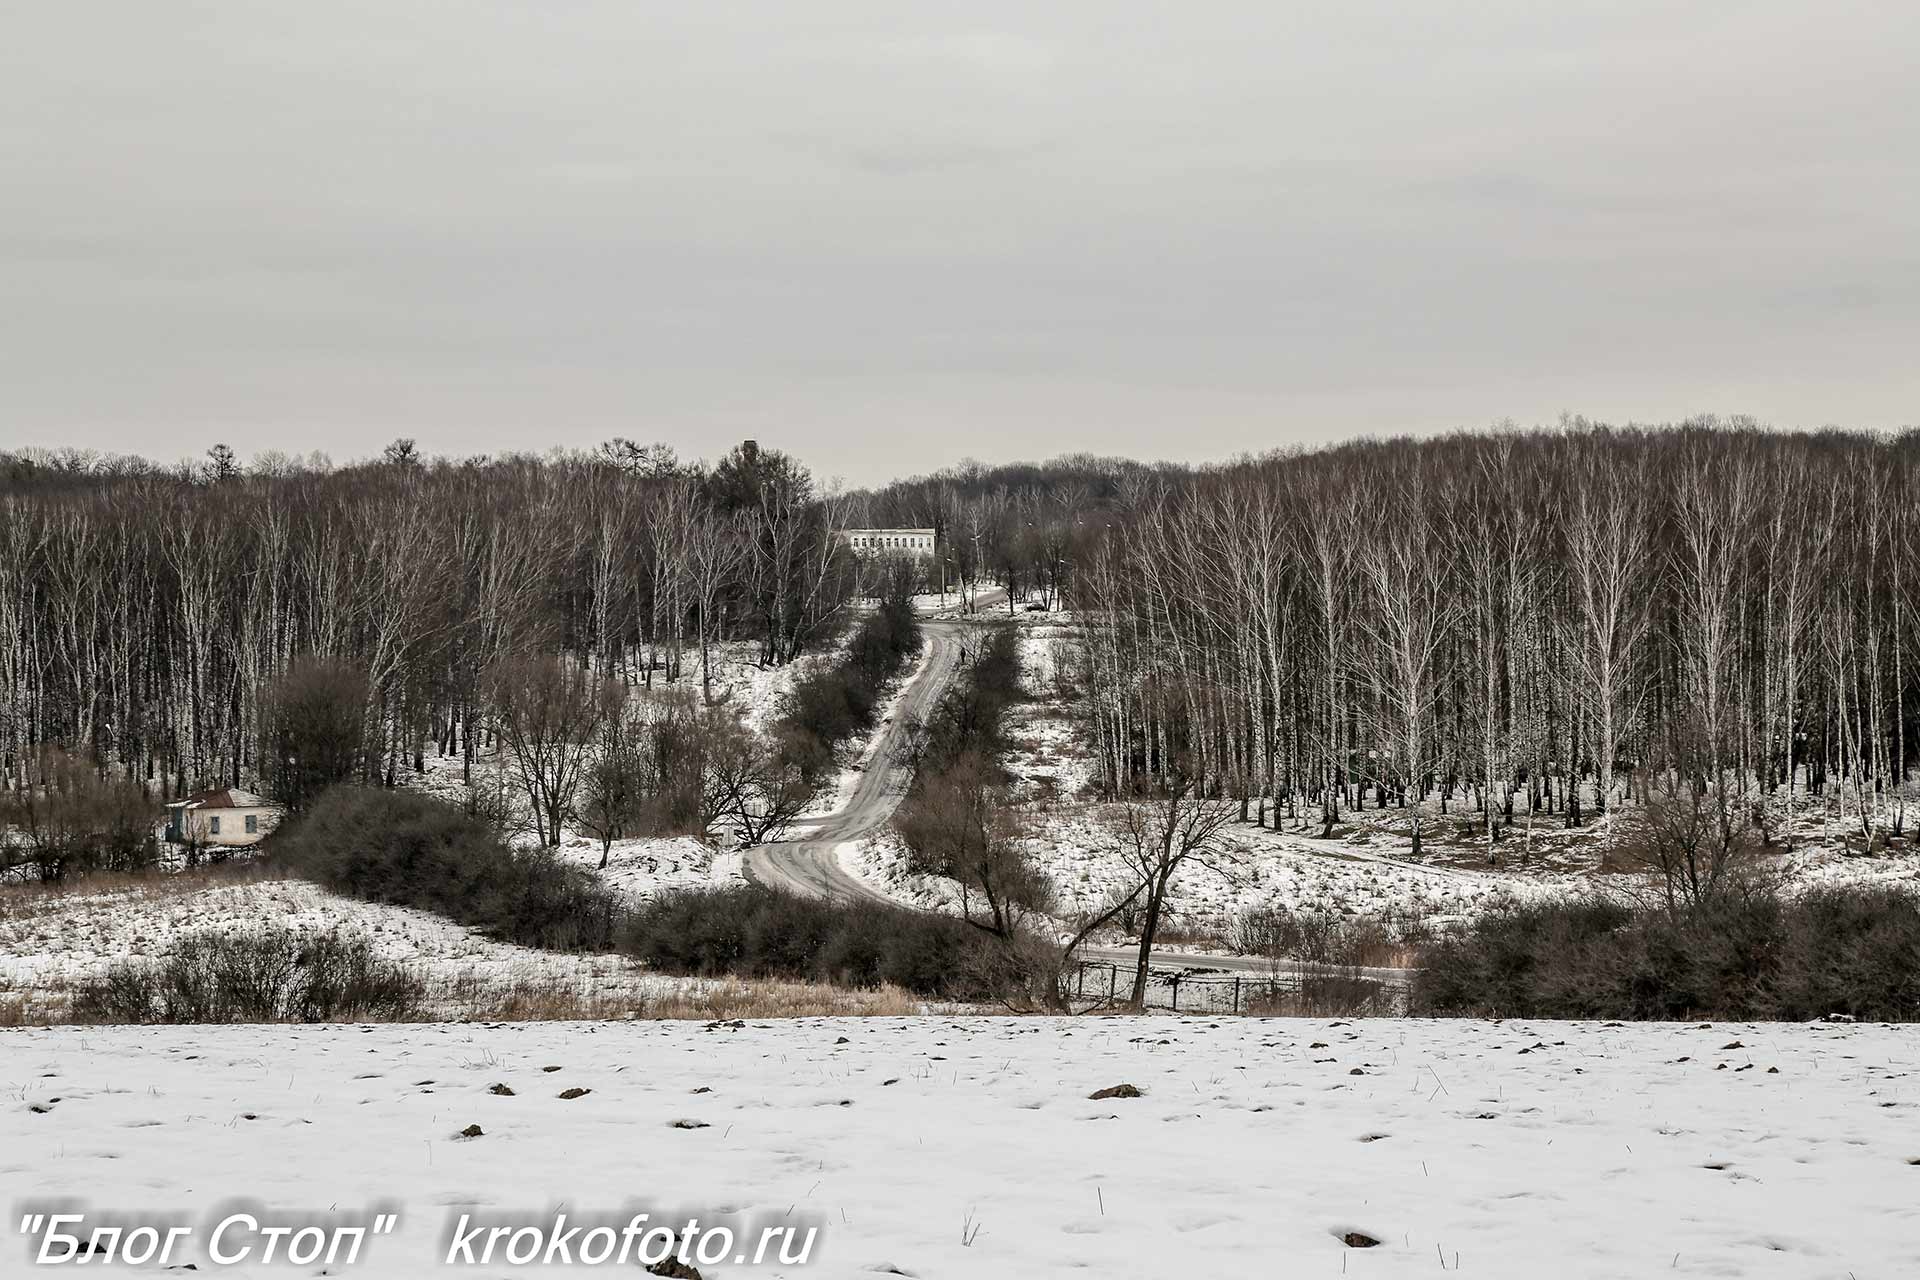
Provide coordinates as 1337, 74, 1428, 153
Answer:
1563, 440, 1652, 841
686, 504, 749, 704
262, 656, 370, 811
1630, 755, 1764, 918
1358, 470, 1454, 857
575, 702, 648, 868
1106, 776, 1236, 1008
893, 751, 1050, 938
701, 721, 816, 846
486, 655, 606, 847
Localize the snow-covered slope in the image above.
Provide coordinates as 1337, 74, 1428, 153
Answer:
851, 807, 1548, 947
3, 1016, 1913, 1277
552, 835, 744, 900
0, 874, 687, 1023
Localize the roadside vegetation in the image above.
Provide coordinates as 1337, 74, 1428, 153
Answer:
893, 623, 1044, 940
778, 583, 922, 784
621, 885, 1015, 1000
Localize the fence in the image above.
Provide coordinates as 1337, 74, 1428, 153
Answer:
1066, 959, 1409, 1016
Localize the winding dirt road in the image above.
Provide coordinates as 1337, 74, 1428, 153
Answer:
744, 596, 1414, 988
743, 616, 970, 899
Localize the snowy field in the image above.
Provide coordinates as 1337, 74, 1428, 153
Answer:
4, 1016, 1915, 1277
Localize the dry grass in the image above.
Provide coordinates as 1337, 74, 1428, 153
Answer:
0, 861, 274, 923
1149, 921, 1233, 950
8, 968, 946, 1027
1244, 972, 1403, 1018
0, 980, 65, 1027
455, 976, 935, 1022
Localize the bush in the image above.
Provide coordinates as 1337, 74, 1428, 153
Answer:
1414, 885, 1920, 1021
620, 885, 1020, 1000
0, 746, 157, 883
1229, 904, 1408, 969
779, 591, 922, 781
273, 786, 622, 951
1772, 886, 1920, 1020
77, 928, 424, 1024
915, 624, 1022, 777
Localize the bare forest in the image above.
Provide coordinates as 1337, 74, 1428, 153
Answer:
1065, 419, 1920, 861
10, 418, 1920, 875
0, 437, 1081, 848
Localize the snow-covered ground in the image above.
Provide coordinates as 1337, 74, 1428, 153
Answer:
1007, 613, 1095, 802
553, 836, 744, 901
4, 1016, 1913, 1277
852, 810, 1544, 949
0, 872, 692, 1024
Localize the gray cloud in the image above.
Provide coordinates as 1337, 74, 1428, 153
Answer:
3, 1, 1916, 482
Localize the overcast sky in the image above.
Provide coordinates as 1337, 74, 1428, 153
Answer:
3, 2, 1916, 486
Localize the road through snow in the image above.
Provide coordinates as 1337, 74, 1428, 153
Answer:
744, 599, 1416, 985
743, 616, 967, 900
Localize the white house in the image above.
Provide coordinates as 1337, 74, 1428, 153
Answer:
162, 788, 282, 848
842, 528, 937, 558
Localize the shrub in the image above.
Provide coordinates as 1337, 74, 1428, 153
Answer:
915, 624, 1022, 777
1771, 885, 1920, 1020
620, 884, 1016, 999
1414, 885, 1920, 1021
272, 786, 622, 950
779, 590, 922, 781
77, 928, 424, 1024
1229, 904, 1410, 969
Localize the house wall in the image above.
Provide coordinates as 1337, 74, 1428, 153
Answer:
179, 807, 280, 847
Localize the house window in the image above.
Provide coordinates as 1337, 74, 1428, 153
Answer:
209, 816, 221, 835
245, 814, 258, 834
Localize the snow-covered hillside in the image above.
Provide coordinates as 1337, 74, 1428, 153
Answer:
841, 610, 1920, 951
4, 1016, 1913, 1277
0, 872, 691, 1024
851, 815, 1544, 945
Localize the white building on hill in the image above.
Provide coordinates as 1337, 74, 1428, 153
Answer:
842, 528, 936, 558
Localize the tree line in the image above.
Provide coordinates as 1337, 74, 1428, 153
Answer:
1071, 419, 1920, 857
0, 437, 863, 809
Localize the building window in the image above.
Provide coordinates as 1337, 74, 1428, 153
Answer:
245, 814, 258, 834
209, 816, 221, 835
